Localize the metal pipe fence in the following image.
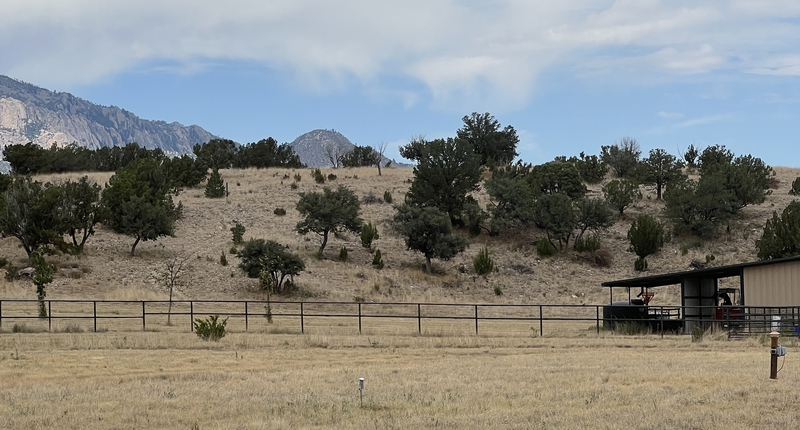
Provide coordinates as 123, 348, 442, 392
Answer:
1, 299, 799, 338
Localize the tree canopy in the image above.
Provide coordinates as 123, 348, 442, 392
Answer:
295, 186, 363, 255
456, 112, 519, 167
393, 204, 468, 274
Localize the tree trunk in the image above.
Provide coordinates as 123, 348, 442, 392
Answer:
318, 230, 329, 255
656, 183, 663, 200
425, 256, 432, 274
377, 162, 382, 177
130, 236, 142, 257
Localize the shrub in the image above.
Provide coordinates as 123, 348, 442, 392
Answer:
229, 246, 238, 255
220, 251, 228, 266
313, 169, 325, 184
360, 222, 380, 248
230, 222, 245, 244
294, 173, 302, 182
473, 247, 494, 276
274, 207, 287, 216
372, 249, 384, 269
791, 177, 800, 196
691, 325, 704, 343
327, 173, 337, 181
205, 169, 226, 198
361, 192, 383, 204
194, 315, 228, 341
0, 257, 7, 268
290, 182, 298, 190
339, 246, 348, 261
574, 235, 601, 252
536, 240, 556, 257
494, 286, 503, 296
383, 191, 393, 204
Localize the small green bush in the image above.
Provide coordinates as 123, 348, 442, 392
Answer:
634, 257, 648, 271
229, 246, 238, 255
339, 246, 348, 261
294, 173, 302, 182
290, 182, 298, 190
574, 235, 601, 252
327, 173, 337, 181
473, 247, 494, 276
372, 249, 384, 269
313, 169, 325, 184
790, 177, 800, 196
220, 251, 228, 266
494, 286, 503, 296
0, 257, 7, 269
383, 191, 393, 204
231, 222, 246, 244
691, 325, 704, 342
274, 207, 287, 216
536, 240, 557, 257
194, 315, 228, 341
360, 222, 380, 248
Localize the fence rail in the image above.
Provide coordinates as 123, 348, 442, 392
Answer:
1, 299, 799, 338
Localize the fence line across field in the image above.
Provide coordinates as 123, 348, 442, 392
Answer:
0, 299, 798, 337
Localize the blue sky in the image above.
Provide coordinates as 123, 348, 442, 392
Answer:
2, 1, 800, 166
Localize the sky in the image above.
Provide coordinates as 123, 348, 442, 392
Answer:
2, 0, 800, 166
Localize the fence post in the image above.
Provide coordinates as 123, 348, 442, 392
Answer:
0, 300, 3, 329
190, 301, 194, 332
474, 305, 479, 335
417, 304, 421, 334
48, 301, 52, 332
300, 302, 305, 334
539, 305, 543, 337
245, 301, 249, 332
358, 303, 362, 334
596, 306, 600, 335
93, 301, 97, 333
142, 301, 146, 331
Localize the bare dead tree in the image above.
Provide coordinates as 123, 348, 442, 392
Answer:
324, 142, 348, 168
376, 142, 388, 176
159, 250, 194, 325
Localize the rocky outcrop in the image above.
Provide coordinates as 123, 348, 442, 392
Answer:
0, 75, 216, 155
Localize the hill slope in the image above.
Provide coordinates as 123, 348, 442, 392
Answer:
0, 166, 798, 308
0, 75, 216, 155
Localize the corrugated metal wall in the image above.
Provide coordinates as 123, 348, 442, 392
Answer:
743, 260, 800, 307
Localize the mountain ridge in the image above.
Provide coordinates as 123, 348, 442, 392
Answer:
0, 75, 216, 155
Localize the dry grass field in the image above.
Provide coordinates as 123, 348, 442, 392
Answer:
2, 165, 800, 429
1, 331, 799, 429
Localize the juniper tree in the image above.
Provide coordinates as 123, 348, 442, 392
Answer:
295, 186, 362, 255
393, 204, 468, 274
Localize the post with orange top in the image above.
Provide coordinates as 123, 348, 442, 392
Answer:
770, 331, 780, 379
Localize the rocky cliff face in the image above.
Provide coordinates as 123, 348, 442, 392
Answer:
0, 75, 216, 155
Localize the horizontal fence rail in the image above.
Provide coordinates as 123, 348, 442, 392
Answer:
1, 299, 799, 338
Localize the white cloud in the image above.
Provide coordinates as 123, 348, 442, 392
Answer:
658, 111, 684, 119
649, 113, 733, 135
2, 1, 800, 110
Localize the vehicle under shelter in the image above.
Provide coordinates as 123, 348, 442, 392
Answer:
602, 255, 800, 335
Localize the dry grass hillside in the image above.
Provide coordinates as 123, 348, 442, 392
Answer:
1, 165, 799, 307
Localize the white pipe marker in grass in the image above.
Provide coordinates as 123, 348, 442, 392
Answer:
359, 378, 365, 407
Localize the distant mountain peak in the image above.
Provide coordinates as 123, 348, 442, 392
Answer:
0, 75, 216, 155
289, 129, 356, 168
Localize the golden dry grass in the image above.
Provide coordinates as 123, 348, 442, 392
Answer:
1, 331, 799, 429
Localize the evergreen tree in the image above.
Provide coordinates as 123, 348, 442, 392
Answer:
61, 176, 102, 252
600, 137, 641, 178
0, 177, 67, 258
393, 204, 468, 274
456, 112, 519, 167
101, 159, 179, 256
627, 214, 665, 271
602, 179, 641, 216
402, 137, 482, 225
638, 148, 685, 200
295, 186, 363, 255
756, 201, 800, 260
205, 168, 226, 198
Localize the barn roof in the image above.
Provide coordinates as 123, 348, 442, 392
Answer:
601, 255, 800, 289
